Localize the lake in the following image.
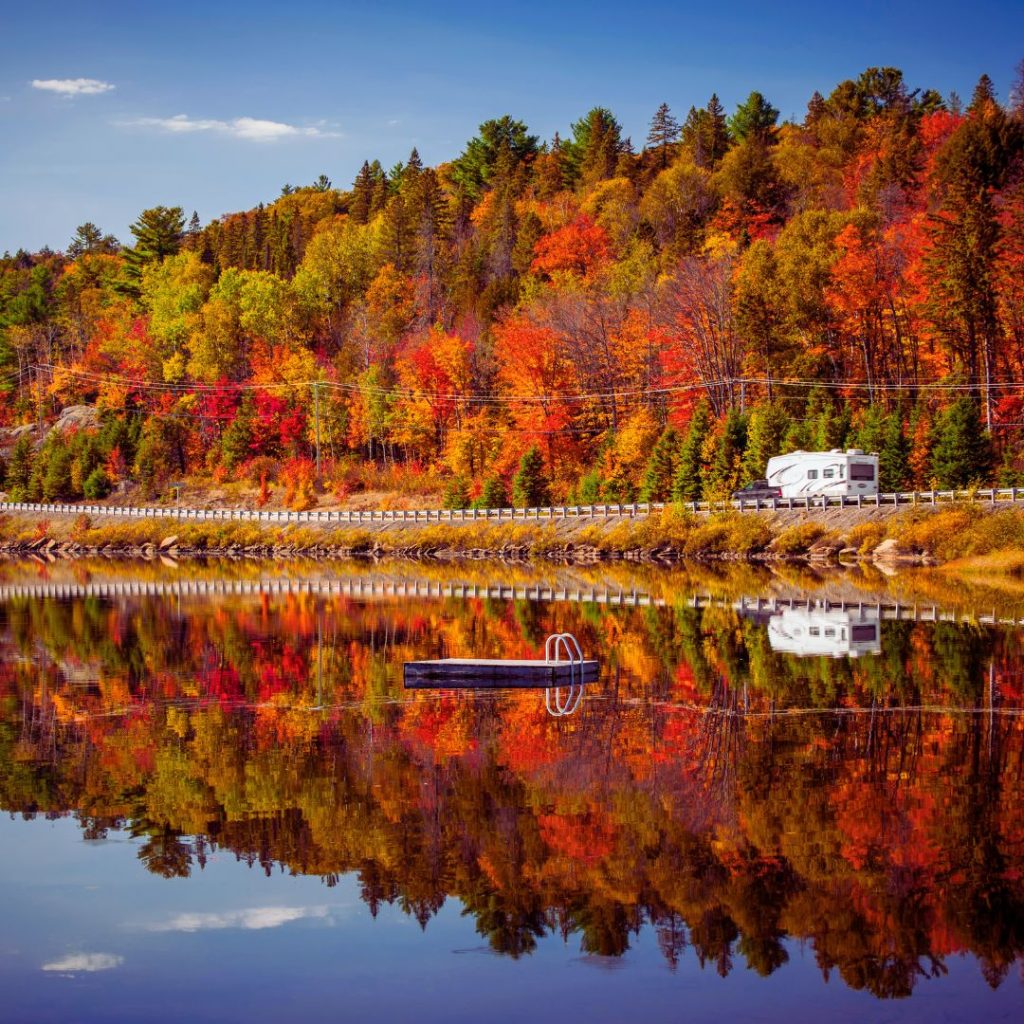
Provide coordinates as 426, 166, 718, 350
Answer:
1, 559, 1022, 1023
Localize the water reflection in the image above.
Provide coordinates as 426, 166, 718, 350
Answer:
1, 561, 1023, 1004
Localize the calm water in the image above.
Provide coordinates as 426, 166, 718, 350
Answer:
1, 560, 1023, 1023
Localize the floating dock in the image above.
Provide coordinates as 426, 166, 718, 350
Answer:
404, 658, 599, 688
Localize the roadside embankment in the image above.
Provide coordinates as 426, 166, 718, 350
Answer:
3, 500, 1024, 569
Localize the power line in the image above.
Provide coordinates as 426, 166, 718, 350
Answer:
34, 362, 1024, 406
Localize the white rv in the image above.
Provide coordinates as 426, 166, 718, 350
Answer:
767, 607, 881, 659
764, 448, 879, 499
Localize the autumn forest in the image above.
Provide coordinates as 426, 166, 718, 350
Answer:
2, 67, 1024, 509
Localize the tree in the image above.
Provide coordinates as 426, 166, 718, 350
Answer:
673, 401, 711, 502
568, 107, 624, 188
121, 206, 185, 289
878, 413, 911, 492
350, 161, 375, 224
930, 397, 992, 487
742, 402, 790, 481
67, 222, 118, 259
477, 476, 508, 509
640, 425, 680, 501
4, 434, 35, 498
728, 92, 780, 144
312, 174, 333, 192
513, 445, 550, 507
647, 103, 681, 169
681, 95, 730, 168
452, 116, 539, 201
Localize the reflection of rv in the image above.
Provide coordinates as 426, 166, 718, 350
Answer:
768, 607, 881, 659
765, 449, 879, 498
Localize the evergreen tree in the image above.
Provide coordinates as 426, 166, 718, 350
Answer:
878, 414, 911, 492
41, 435, 74, 501
742, 402, 790, 481
513, 445, 551, 507
646, 103, 681, 169
535, 134, 566, 198
639, 426, 680, 502
704, 407, 749, 498
728, 91, 780, 144
442, 477, 470, 509
121, 206, 185, 289
476, 476, 509, 509
4, 434, 35, 498
312, 174, 333, 192
451, 115, 539, 202
568, 107, 624, 188
930, 397, 993, 487
351, 161, 374, 225
672, 401, 711, 502
67, 222, 119, 259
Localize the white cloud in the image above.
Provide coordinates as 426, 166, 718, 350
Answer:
32, 78, 115, 97
148, 905, 330, 932
121, 113, 338, 143
42, 953, 123, 973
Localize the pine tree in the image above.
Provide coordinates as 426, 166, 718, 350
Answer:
67, 222, 119, 259
121, 206, 185, 289
742, 402, 790, 481
703, 408, 748, 498
672, 401, 711, 502
705, 94, 730, 166
646, 103, 681, 169
513, 445, 550, 507
312, 174, 333, 192
878, 414, 911, 492
351, 161, 374, 225
536, 133, 567, 198
930, 397, 993, 487
639, 426, 680, 502
728, 92, 780, 145
4, 434, 35, 498
476, 476, 508, 509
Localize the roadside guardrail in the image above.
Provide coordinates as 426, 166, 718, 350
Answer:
2, 488, 1023, 525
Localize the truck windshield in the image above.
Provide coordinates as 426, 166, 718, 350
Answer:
850, 463, 875, 480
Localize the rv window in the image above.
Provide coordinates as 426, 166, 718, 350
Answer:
850, 463, 875, 480
851, 624, 877, 642
824, 628, 835, 637
807, 469, 818, 480
823, 468, 834, 478
809, 627, 820, 637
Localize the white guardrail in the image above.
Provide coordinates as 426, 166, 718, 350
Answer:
2, 488, 1024, 524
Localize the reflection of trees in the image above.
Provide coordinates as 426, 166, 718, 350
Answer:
133, 822, 193, 878
0, 588, 1023, 998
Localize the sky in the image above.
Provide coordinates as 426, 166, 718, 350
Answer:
1, 0, 1022, 253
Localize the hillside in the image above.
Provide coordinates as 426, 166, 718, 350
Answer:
2, 65, 1024, 514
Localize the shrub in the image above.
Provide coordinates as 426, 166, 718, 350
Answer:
844, 520, 886, 554
683, 513, 771, 556
442, 477, 470, 510
280, 457, 317, 511
772, 522, 827, 555
83, 467, 112, 499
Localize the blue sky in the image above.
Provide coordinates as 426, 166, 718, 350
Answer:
2, 0, 1022, 253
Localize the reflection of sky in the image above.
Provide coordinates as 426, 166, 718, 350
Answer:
2, 816, 1021, 1023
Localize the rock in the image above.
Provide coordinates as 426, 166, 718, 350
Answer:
47, 405, 100, 438
159, 535, 178, 550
